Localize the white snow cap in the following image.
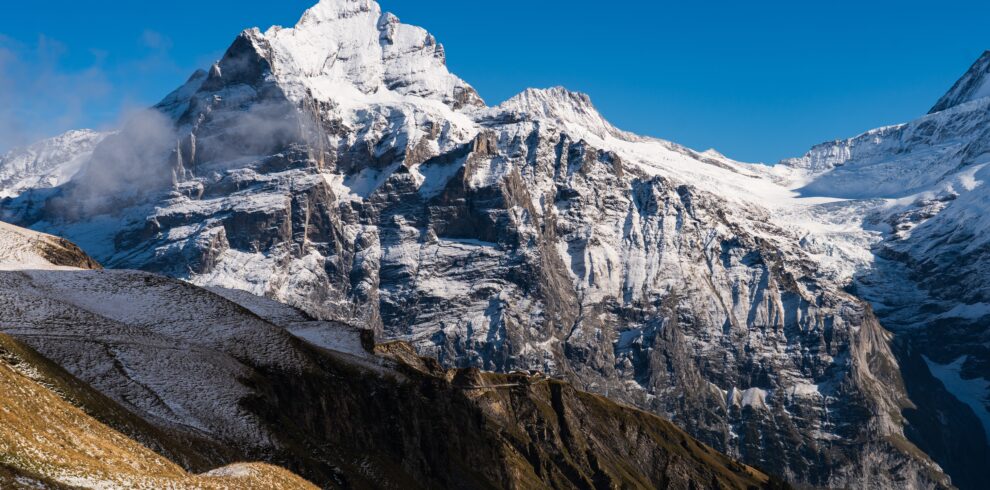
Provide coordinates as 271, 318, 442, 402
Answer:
930, 50, 990, 113
494, 87, 624, 140
259, 0, 483, 108
298, 0, 375, 23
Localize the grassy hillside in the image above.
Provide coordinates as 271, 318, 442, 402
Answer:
0, 333, 316, 489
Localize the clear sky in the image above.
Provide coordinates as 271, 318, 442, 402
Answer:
1, 0, 988, 162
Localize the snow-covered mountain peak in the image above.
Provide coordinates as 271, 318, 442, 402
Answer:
490, 86, 625, 140
252, 0, 483, 109
930, 50, 990, 114
296, 0, 376, 25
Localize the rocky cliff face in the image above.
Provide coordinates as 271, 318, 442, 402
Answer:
3, 1, 987, 488
0, 221, 774, 489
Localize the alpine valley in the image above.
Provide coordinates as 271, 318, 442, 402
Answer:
1, 1, 988, 488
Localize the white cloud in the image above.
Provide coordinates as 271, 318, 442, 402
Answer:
0, 31, 191, 153
0, 35, 112, 152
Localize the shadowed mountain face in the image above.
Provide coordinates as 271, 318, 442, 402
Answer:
0, 222, 774, 489
779, 52, 990, 489
1, 1, 989, 488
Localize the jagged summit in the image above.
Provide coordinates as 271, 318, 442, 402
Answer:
157, 0, 484, 117
250, 0, 483, 109
492, 86, 626, 140
929, 50, 990, 113
297, 0, 375, 23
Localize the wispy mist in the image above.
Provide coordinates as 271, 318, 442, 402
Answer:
0, 31, 194, 154
53, 109, 177, 217
0, 35, 112, 152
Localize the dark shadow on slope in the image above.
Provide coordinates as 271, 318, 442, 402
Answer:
850, 256, 990, 490
896, 337, 990, 490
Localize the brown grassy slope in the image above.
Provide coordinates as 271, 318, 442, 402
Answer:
32, 234, 102, 270
0, 333, 316, 490
0, 332, 238, 472
0, 463, 79, 489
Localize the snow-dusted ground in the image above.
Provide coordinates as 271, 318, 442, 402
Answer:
0, 222, 380, 454
208, 286, 371, 358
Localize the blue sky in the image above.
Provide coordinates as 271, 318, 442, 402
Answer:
1, 0, 988, 162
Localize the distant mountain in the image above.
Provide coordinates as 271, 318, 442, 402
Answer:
2, 0, 989, 488
0, 129, 108, 199
0, 221, 774, 489
776, 51, 990, 489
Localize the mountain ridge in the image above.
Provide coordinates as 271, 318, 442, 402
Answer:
930, 50, 990, 114
2, 1, 989, 488
0, 129, 108, 199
